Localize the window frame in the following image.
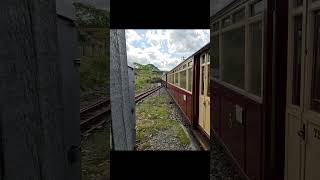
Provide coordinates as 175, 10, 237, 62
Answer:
307, 2, 320, 113
210, 1, 264, 103
167, 58, 193, 94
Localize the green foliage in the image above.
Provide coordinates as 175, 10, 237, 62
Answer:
81, 128, 109, 180
134, 62, 160, 71
80, 56, 109, 92
134, 63, 162, 94
176, 127, 190, 146
73, 2, 109, 28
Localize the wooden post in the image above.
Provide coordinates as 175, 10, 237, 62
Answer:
0, 0, 80, 179
110, 29, 136, 150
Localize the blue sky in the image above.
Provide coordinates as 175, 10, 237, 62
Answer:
125, 30, 210, 71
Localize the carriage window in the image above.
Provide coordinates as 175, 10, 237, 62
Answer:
248, 22, 263, 96
292, 16, 302, 106
188, 68, 193, 91
251, 1, 263, 16
212, 35, 220, 78
201, 66, 205, 95
311, 13, 320, 112
222, 16, 232, 28
222, 27, 246, 89
180, 70, 187, 89
201, 55, 206, 64
207, 66, 210, 97
175, 73, 179, 85
233, 8, 245, 23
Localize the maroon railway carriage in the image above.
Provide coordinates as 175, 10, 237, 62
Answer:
162, 43, 210, 149
211, 0, 320, 180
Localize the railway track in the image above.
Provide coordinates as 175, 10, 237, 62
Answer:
80, 98, 110, 136
135, 85, 162, 103
80, 85, 162, 136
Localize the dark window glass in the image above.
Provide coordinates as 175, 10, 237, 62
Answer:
222, 27, 246, 89
187, 68, 193, 91
201, 66, 205, 95
248, 22, 263, 96
175, 73, 179, 85
180, 70, 187, 89
311, 13, 320, 112
233, 8, 245, 23
251, 1, 264, 16
212, 35, 220, 78
292, 16, 302, 106
201, 55, 206, 64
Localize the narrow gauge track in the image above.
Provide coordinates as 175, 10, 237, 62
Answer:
135, 85, 162, 103
80, 85, 162, 136
80, 98, 110, 135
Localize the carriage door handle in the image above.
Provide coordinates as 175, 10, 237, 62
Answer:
297, 124, 305, 140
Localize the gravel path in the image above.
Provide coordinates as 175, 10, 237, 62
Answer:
136, 87, 193, 151
210, 137, 244, 180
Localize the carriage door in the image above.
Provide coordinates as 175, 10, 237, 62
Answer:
199, 53, 210, 136
285, 0, 320, 180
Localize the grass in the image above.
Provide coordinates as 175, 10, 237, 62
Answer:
80, 56, 109, 92
176, 127, 190, 146
136, 94, 191, 150
81, 128, 110, 180
134, 69, 161, 94
80, 56, 109, 104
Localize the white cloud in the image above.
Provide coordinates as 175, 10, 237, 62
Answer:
125, 30, 142, 43
125, 29, 209, 71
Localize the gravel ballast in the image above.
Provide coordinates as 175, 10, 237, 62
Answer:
210, 136, 244, 180
136, 88, 194, 151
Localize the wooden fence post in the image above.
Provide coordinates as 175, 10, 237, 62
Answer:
0, 0, 80, 179
110, 29, 136, 151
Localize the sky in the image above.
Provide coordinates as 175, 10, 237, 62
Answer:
125, 30, 210, 71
